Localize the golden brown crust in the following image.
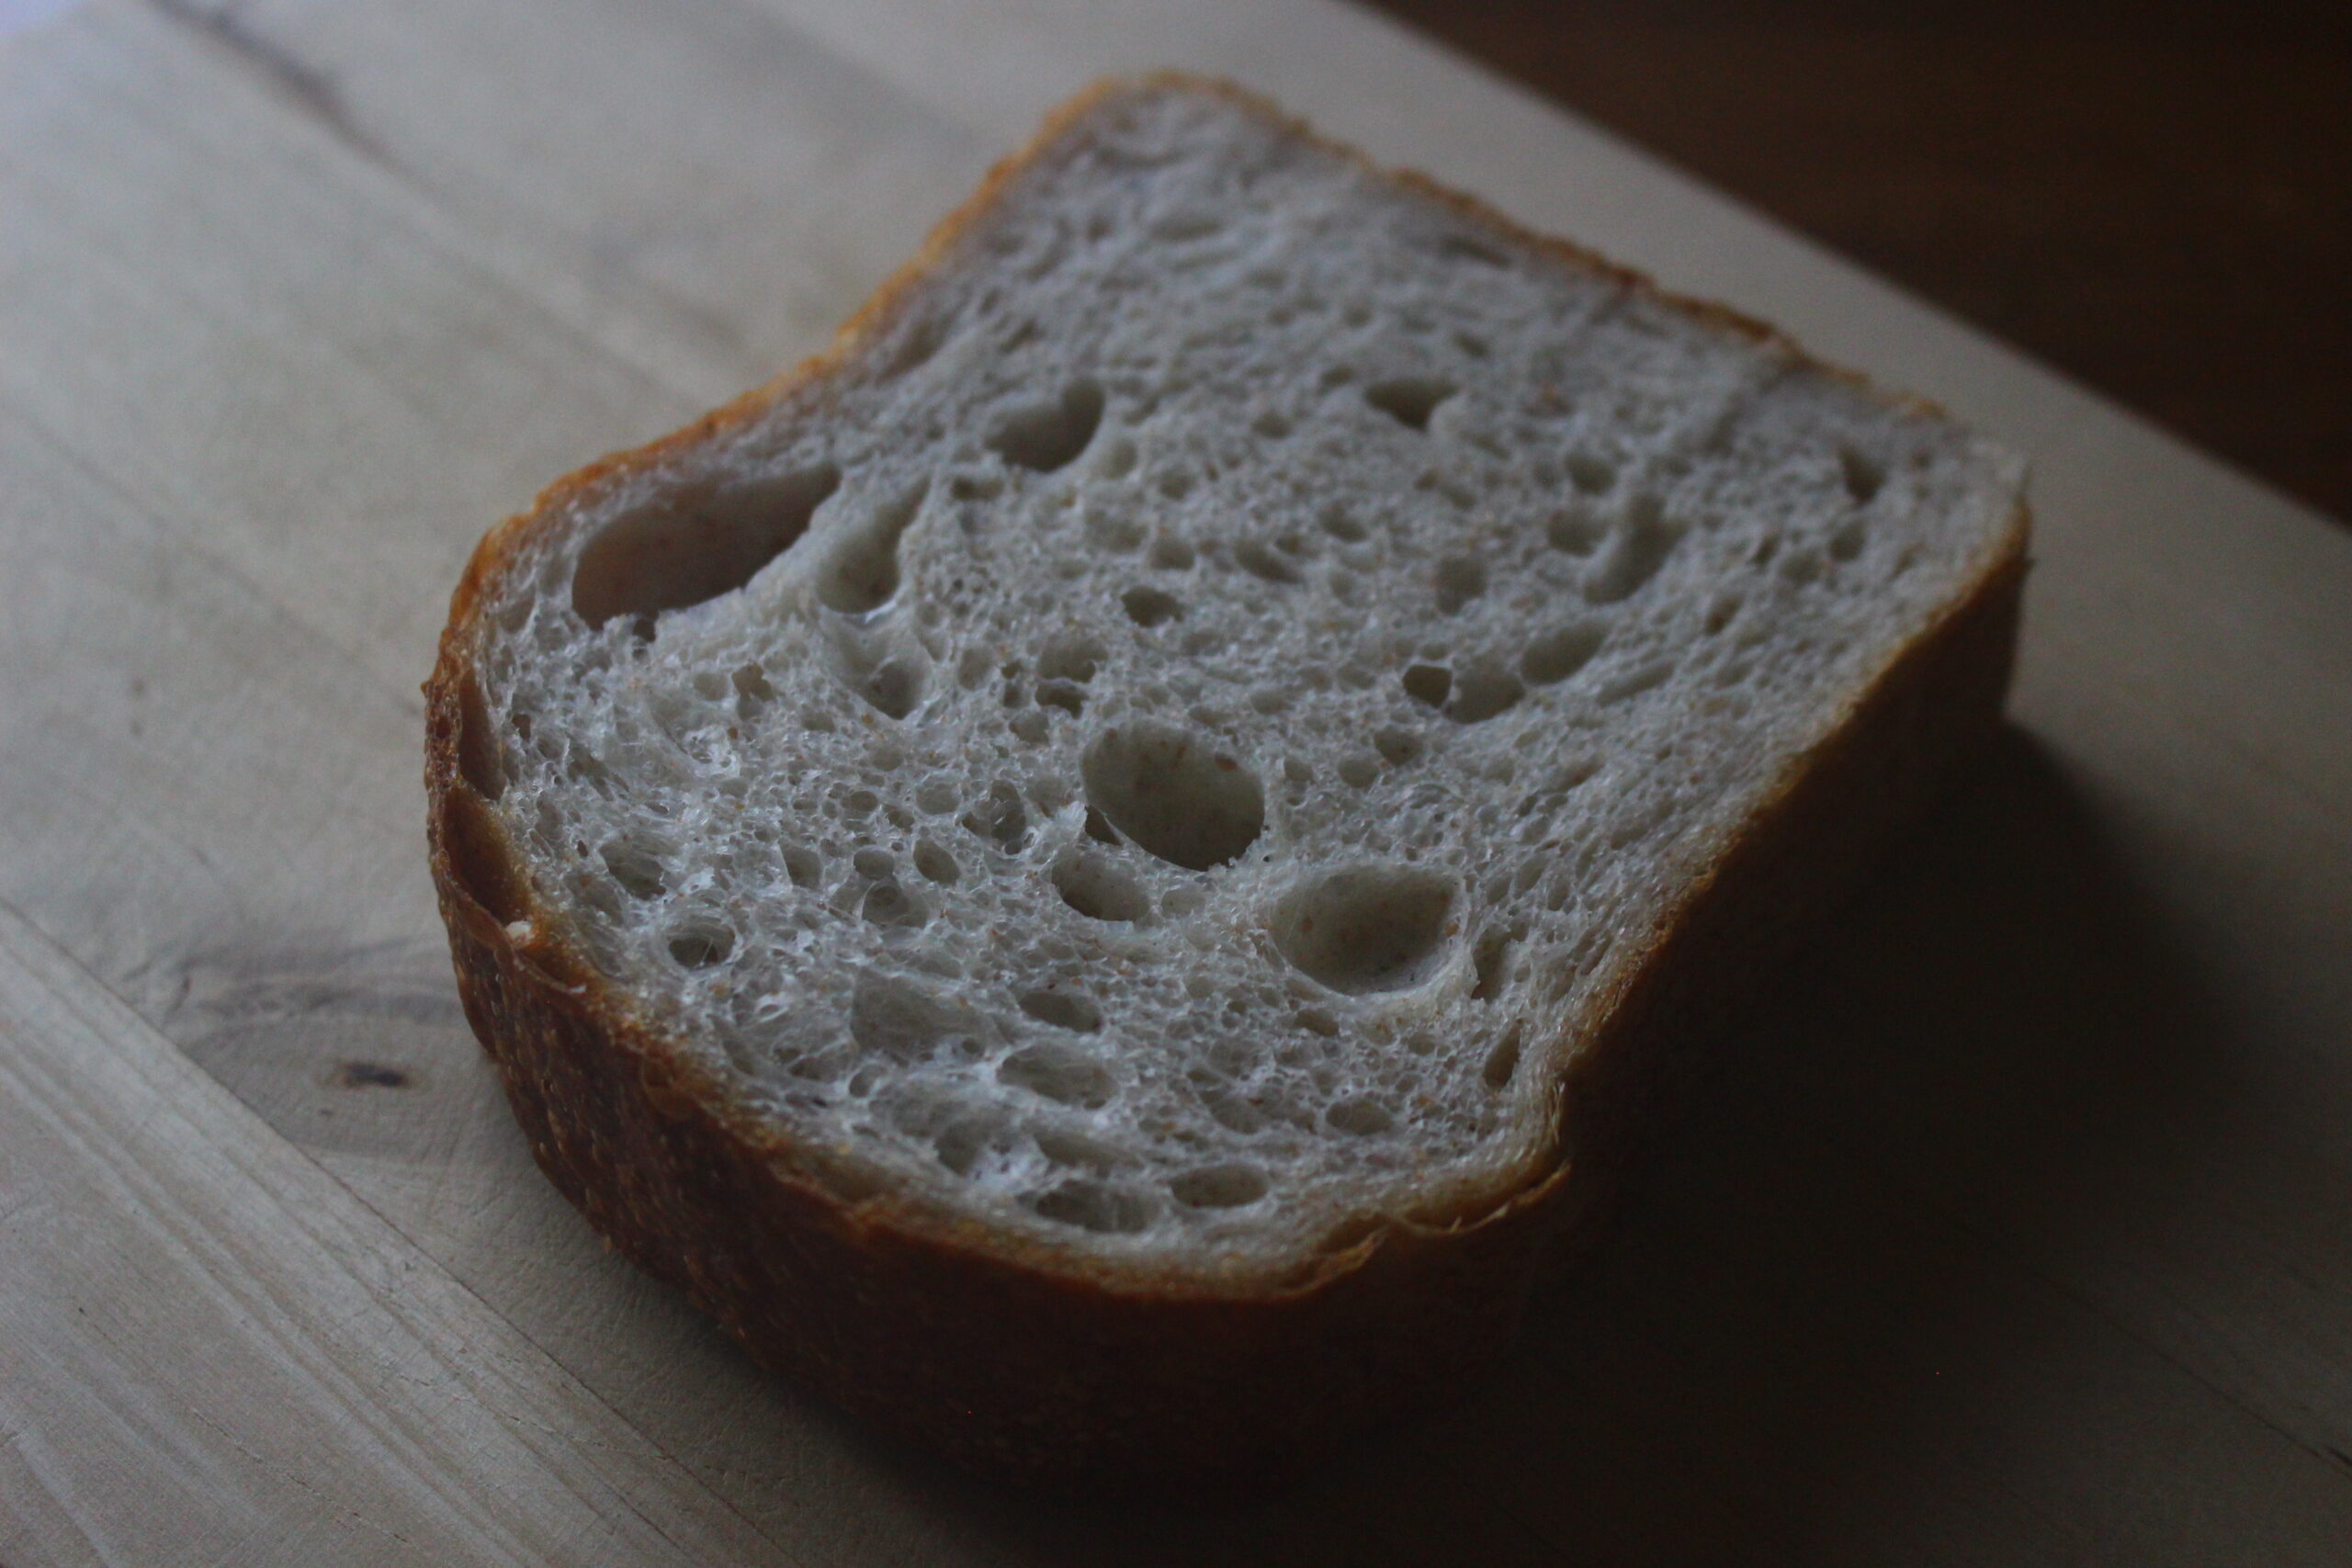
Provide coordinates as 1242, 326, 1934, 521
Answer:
423, 73, 2030, 1484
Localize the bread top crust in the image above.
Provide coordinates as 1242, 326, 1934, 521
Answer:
428, 73, 2027, 1298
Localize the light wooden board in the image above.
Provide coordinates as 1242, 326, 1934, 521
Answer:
0, 901, 789, 1567
2, 0, 2349, 1561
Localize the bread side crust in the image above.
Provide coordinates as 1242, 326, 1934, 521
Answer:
424, 73, 2030, 1484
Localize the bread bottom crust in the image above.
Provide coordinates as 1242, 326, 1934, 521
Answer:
424, 520, 2025, 1488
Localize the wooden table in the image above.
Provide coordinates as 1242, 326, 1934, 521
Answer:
3, 1, 2348, 1562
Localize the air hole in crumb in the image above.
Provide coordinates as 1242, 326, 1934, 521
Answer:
1838, 446, 1885, 503
1326, 1098, 1396, 1136
1148, 535, 1195, 570
881, 312, 944, 378
1703, 594, 1742, 636
1374, 727, 1424, 766
1566, 451, 1616, 494
1234, 539, 1302, 584
1521, 623, 1604, 685
1317, 1215, 1384, 1256
1036, 680, 1086, 716
852, 847, 895, 879
1402, 664, 1453, 707
1598, 660, 1674, 705
1434, 556, 1487, 614
911, 840, 960, 886
1095, 435, 1137, 479
1158, 471, 1195, 501
1471, 928, 1513, 1000
1547, 511, 1601, 556
987, 379, 1103, 473
731, 663, 775, 711
1828, 519, 1868, 562
1081, 722, 1263, 871
1170, 1164, 1269, 1209
667, 920, 734, 968
1365, 377, 1456, 432
452, 675, 506, 800
819, 482, 926, 614
1032, 1179, 1150, 1234
1295, 1009, 1340, 1037
1018, 987, 1102, 1032
572, 463, 839, 627
441, 784, 527, 910
1448, 663, 1525, 723
849, 973, 971, 1063
1272, 864, 1456, 995
1483, 1024, 1524, 1089
860, 880, 928, 928
1051, 850, 1151, 922
601, 840, 666, 900
858, 659, 922, 719
1037, 635, 1105, 683
1151, 210, 1223, 243
1320, 505, 1368, 543
1252, 410, 1293, 439
1585, 496, 1681, 604
933, 1117, 999, 1176
1000, 1043, 1115, 1108
962, 780, 1030, 854
1338, 756, 1380, 789
1200, 1087, 1263, 1135
1037, 1130, 1121, 1172
1425, 474, 1476, 511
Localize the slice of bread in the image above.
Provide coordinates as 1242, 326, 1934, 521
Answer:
426, 74, 2027, 1487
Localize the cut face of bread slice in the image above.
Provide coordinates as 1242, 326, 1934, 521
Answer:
427, 74, 2026, 1483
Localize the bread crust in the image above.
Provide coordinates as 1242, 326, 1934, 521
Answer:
424, 73, 2030, 1486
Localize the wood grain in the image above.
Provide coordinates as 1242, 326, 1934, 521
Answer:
1, 0, 2349, 1559
0, 901, 789, 1567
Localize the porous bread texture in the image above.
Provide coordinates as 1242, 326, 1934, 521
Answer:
461, 80, 2023, 1281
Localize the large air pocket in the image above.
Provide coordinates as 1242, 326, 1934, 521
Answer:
571, 463, 840, 627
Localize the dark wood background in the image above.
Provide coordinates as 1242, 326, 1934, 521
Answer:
1362, 1, 2351, 526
